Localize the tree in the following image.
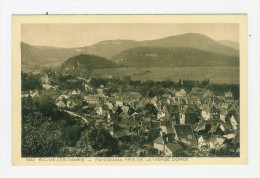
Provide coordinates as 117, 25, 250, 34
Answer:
34, 94, 57, 118
22, 120, 63, 157
87, 127, 119, 155
21, 72, 42, 91
144, 103, 158, 116
62, 125, 83, 147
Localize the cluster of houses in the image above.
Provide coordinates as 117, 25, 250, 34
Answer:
52, 83, 239, 156
22, 73, 240, 157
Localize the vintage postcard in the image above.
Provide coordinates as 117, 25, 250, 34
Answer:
12, 15, 247, 165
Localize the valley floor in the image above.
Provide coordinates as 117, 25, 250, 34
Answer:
92, 66, 239, 84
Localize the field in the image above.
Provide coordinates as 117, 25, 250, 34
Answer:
22, 63, 239, 84
92, 66, 239, 84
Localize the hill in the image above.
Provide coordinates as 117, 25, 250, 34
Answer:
80, 40, 139, 59
21, 33, 239, 66
62, 54, 119, 71
79, 33, 239, 59
111, 47, 239, 68
21, 42, 81, 65
140, 33, 239, 57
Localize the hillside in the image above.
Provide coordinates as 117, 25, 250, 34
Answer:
80, 40, 139, 59
62, 54, 119, 71
21, 42, 82, 65
21, 33, 239, 66
218, 40, 239, 50
111, 47, 239, 68
140, 33, 239, 57
79, 33, 239, 59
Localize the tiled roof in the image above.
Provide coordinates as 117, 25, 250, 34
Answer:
173, 124, 197, 146
165, 143, 182, 153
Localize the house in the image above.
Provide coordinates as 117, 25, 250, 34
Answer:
151, 121, 161, 129
209, 123, 221, 134
188, 87, 205, 98
84, 83, 92, 91
220, 109, 228, 123
56, 100, 66, 108
105, 102, 114, 110
115, 101, 124, 107
113, 92, 141, 101
193, 121, 211, 135
67, 100, 76, 109
84, 95, 99, 104
22, 90, 40, 98
71, 89, 80, 96
41, 74, 50, 84
201, 105, 211, 120
164, 143, 182, 157
210, 105, 220, 120
208, 135, 226, 149
121, 105, 130, 114
229, 115, 239, 130
175, 89, 186, 97
220, 123, 232, 132
178, 105, 198, 125
29, 90, 39, 98
198, 136, 206, 148
223, 133, 236, 140
97, 88, 104, 94
153, 134, 182, 156
96, 106, 103, 116
173, 124, 197, 146
157, 110, 166, 120
188, 96, 199, 105
225, 92, 233, 98
128, 92, 142, 100
161, 94, 171, 102
21, 91, 30, 98
203, 90, 214, 98
201, 104, 220, 120
153, 134, 174, 152
160, 121, 174, 135
57, 95, 69, 101
43, 84, 57, 90
167, 104, 180, 123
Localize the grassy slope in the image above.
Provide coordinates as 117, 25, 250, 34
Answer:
111, 47, 239, 68
92, 66, 239, 84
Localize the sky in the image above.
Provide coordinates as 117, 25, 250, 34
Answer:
22, 23, 239, 48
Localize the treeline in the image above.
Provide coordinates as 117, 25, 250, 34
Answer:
22, 70, 239, 100
90, 77, 239, 100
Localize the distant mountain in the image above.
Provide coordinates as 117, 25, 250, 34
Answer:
140, 33, 239, 57
62, 54, 119, 71
80, 33, 239, 59
81, 40, 139, 59
21, 33, 239, 66
21, 42, 82, 65
111, 47, 239, 68
218, 40, 239, 50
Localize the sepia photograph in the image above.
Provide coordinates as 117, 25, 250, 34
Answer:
12, 15, 248, 165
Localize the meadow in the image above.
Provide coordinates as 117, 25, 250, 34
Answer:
92, 66, 239, 84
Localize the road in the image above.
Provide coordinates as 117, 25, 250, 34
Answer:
62, 109, 89, 124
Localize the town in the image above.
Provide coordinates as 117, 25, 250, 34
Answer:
21, 69, 240, 157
